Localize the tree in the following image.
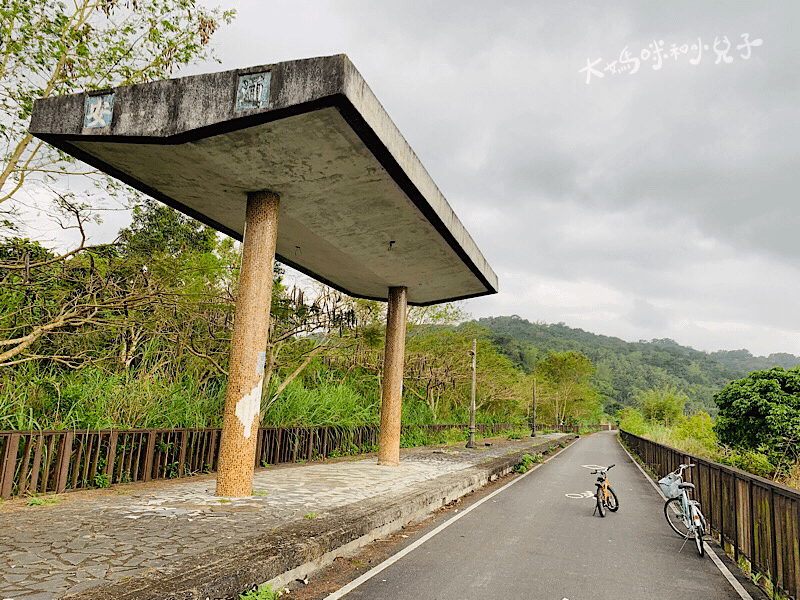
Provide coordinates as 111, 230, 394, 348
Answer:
714, 367, 800, 472
0, 0, 234, 210
637, 385, 686, 426
119, 198, 217, 256
617, 406, 646, 435
534, 351, 599, 424
0, 198, 230, 370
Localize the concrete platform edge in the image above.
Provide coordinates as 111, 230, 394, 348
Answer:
63, 434, 576, 600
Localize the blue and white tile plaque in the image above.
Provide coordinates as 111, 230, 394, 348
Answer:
83, 93, 115, 128
235, 71, 271, 112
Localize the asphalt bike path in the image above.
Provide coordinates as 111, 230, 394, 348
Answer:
333, 431, 755, 600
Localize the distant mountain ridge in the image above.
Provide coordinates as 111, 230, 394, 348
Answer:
469, 315, 800, 415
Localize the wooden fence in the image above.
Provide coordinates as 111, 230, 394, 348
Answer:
0, 422, 588, 499
620, 430, 800, 600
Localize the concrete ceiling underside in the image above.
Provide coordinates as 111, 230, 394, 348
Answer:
29, 54, 498, 305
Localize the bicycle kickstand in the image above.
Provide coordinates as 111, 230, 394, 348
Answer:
678, 532, 691, 553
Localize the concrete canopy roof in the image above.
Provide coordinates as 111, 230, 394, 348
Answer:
29, 54, 498, 305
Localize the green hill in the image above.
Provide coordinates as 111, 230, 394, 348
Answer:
470, 315, 800, 416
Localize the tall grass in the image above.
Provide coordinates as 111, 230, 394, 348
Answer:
1, 361, 525, 435
0, 363, 226, 430
261, 380, 379, 427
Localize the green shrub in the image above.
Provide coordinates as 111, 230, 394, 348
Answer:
670, 412, 720, 457
442, 427, 466, 444
240, 583, 283, 599
400, 428, 433, 448
617, 406, 647, 436
714, 367, 800, 475
504, 426, 531, 440
720, 448, 775, 479
515, 453, 535, 473
262, 381, 378, 427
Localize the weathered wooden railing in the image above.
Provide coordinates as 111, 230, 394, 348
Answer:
620, 430, 799, 600
0, 423, 588, 499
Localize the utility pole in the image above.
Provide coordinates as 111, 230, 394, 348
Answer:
466, 338, 477, 448
530, 377, 537, 437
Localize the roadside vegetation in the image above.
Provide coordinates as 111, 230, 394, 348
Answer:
0, 198, 609, 432
617, 369, 800, 490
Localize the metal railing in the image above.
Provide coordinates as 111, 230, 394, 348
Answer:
0, 423, 590, 499
620, 430, 799, 600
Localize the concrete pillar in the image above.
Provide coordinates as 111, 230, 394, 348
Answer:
216, 190, 279, 497
377, 286, 408, 466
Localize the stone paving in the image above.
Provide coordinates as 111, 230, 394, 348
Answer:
0, 434, 564, 599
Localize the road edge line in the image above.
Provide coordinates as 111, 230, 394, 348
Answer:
616, 435, 754, 600
322, 439, 573, 599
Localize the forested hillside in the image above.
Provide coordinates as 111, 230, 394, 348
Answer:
472, 315, 800, 416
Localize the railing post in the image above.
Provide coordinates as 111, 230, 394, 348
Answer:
749, 481, 756, 577
255, 428, 264, 469
143, 431, 156, 482
54, 431, 74, 493
0, 433, 21, 498
17, 434, 33, 496
770, 488, 778, 599
30, 433, 44, 493
178, 429, 188, 477
106, 431, 118, 483
41, 434, 56, 492
466, 338, 477, 449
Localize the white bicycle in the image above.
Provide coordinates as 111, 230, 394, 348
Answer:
660, 463, 708, 557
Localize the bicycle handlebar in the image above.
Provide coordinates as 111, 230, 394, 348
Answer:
590, 464, 615, 474
672, 463, 696, 477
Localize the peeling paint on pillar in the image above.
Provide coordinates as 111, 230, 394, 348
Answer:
235, 351, 267, 439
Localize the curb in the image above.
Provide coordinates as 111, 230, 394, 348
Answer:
64, 434, 575, 599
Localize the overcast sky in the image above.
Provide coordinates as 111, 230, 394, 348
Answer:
189, 0, 797, 357
28, 1, 799, 357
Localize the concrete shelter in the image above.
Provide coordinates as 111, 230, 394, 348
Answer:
30, 54, 498, 495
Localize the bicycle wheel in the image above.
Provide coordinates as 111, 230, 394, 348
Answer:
596, 487, 606, 517
664, 498, 690, 537
697, 507, 708, 534
606, 486, 619, 512
694, 523, 705, 556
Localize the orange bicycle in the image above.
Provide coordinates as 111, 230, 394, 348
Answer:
592, 464, 619, 517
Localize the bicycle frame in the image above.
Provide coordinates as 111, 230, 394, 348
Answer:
677, 468, 702, 529
664, 463, 706, 556
592, 464, 617, 516
597, 474, 609, 502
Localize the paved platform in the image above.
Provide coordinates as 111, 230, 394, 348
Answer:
0, 433, 570, 599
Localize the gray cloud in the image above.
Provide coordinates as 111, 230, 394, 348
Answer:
177, 0, 800, 354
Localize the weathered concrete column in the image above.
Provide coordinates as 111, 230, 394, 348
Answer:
216, 190, 279, 497
377, 286, 408, 466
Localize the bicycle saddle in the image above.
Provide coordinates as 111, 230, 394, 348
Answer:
678, 482, 695, 490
